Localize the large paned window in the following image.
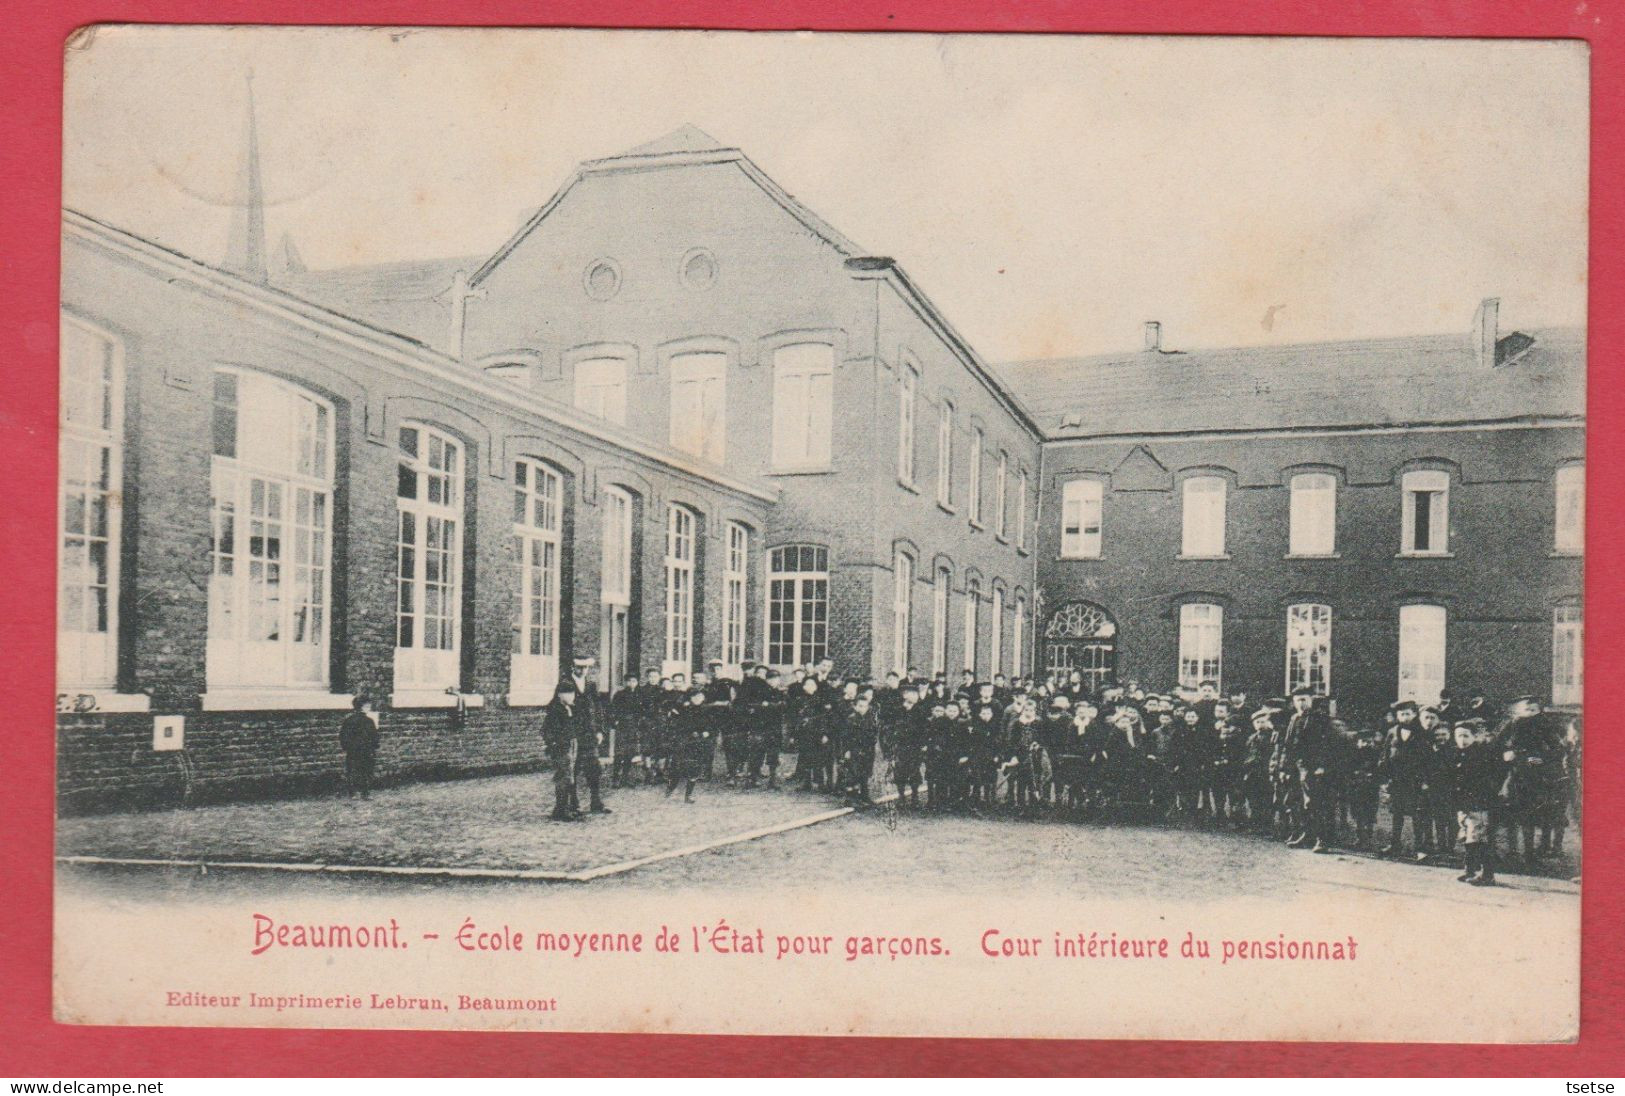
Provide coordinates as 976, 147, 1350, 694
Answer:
1012, 595, 1026, 677
209, 369, 334, 693
670, 352, 726, 463
1177, 603, 1223, 689
59, 318, 123, 688
936, 401, 954, 506
968, 428, 984, 524
1061, 479, 1103, 558
771, 343, 834, 471
510, 459, 562, 703
1553, 603, 1582, 707
574, 358, 627, 425
1289, 473, 1337, 556
897, 365, 917, 484
1181, 476, 1227, 557
663, 505, 698, 675
1401, 470, 1450, 556
1015, 471, 1028, 550
766, 545, 829, 668
931, 566, 950, 675
394, 423, 463, 695
995, 452, 1009, 537
1286, 603, 1332, 696
990, 586, 1005, 675
600, 486, 635, 689
963, 579, 980, 674
892, 550, 914, 674
1555, 464, 1584, 555
1397, 604, 1447, 705
724, 522, 749, 671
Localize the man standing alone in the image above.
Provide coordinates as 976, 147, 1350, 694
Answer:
338, 696, 380, 799
544, 681, 584, 822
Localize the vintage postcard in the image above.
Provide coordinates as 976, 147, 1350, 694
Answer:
55, 26, 1585, 1042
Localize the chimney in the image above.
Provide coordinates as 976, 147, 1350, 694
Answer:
1473, 297, 1499, 369
1143, 321, 1162, 353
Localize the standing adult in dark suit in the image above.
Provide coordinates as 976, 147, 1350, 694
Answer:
338, 696, 381, 799
1281, 687, 1336, 852
543, 681, 584, 821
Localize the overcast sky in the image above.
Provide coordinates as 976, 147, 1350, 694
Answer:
64, 27, 1588, 361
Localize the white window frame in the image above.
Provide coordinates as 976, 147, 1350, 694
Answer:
897, 364, 918, 485
963, 580, 980, 674
765, 545, 829, 669
771, 343, 834, 472
1015, 470, 1028, 550
663, 505, 698, 677
1400, 470, 1450, 556
1555, 464, 1584, 555
892, 550, 914, 675
58, 316, 124, 691
931, 566, 950, 675
207, 368, 336, 697
574, 357, 628, 425
1288, 473, 1338, 557
936, 400, 954, 506
995, 452, 1009, 538
1552, 602, 1582, 707
990, 586, 1005, 675
1181, 476, 1227, 557
1061, 478, 1103, 559
509, 459, 563, 705
1397, 604, 1447, 705
1285, 603, 1332, 696
601, 486, 633, 609
723, 522, 749, 673
968, 427, 984, 525
393, 423, 464, 701
1012, 595, 1026, 677
1177, 603, 1223, 690
669, 352, 727, 463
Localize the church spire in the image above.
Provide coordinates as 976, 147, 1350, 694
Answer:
223, 70, 267, 283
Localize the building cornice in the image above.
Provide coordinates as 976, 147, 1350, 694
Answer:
1040, 415, 1585, 448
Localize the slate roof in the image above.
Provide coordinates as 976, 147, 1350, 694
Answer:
275, 256, 481, 355
997, 326, 1586, 439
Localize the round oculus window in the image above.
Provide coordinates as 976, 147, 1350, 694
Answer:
583, 258, 622, 301
680, 247, 718, 290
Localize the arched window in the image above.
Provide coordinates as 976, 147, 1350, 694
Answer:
207, 368, 334, 693
1285, 603, 1332, 695
574, 358, 628, 425
663, 505, 698, 675
670, 353, 726, 463
1012, 594, 1026, 678
990, 585, 1005, 675
963, 578, 980, 674
510, 459, 562, 704
1181, 476, 1227, 557
936, 401, 954, 506
395, 423, 464, 696
766, 545, 828, 668
59, 317, 123, 689
1555, 464, 1584, 555
771, 343, 834, 471
1552, 602, 1582, 707
724, 522, 750, 672
1289, 473, 1337, 556
1397, 604, 1447, 705
600, 486, 636, 687
931, 566, 951, 675
1043, 601, 1116, 691
1177, 603, 1223, 689
892, 549, 914, 674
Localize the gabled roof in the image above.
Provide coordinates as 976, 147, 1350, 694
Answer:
467, 125, 865, 286
1000, 326, 1586, 439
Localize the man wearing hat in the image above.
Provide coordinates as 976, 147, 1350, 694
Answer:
1496, 694, 1566, 864
738, 662, 781, 788
1242, 705, 1279, 831
1380, 699, 1430, 857
1280, 688, 1335, 851
566, 657, 611, 815
542, 679, 584, 821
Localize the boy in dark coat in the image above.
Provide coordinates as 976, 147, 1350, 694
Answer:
1451, 720, 1505, 885
338, 696, 380, 799
666, 687, 712, 803
542, 682, 583, 821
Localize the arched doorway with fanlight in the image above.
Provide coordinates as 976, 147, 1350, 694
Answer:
1044, 601, 1118, 692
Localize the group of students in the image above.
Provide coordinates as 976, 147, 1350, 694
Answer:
531, 657, 1581, 884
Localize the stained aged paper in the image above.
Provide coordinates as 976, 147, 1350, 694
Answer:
56, 26, 1585, 1042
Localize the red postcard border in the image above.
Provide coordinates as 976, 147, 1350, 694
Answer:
2, 0, 1620, 1077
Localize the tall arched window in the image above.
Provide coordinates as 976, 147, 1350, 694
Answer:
1397, 604, 1447, 705
771, 343, 834, 471
1177, 603, 1223, 689
510, 459, 562, 704
892, 549, 914, 674
766, 545, 828, 668
59, 317, 124, 689
395, 423, 464, 696
963, 579, 980, 674
208, 368, 334, 694
1012, 594, 1026, 678
1289, 473, 1337, 556
663, 505, 698, 675
600, 486, 636, 687
1285, 603, 1332, 695
724, 522, 750, 671
931, 566, 951, 675
990, 585, 1005, 675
